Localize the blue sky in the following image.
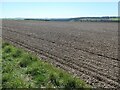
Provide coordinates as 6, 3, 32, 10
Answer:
1, 2, 118, 18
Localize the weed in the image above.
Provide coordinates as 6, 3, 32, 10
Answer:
4, 47, 11, 53
64, 79, 77, 89
2, 42, 91, 88
12, 50, 22, 58
2, 42, 10, 49
19, 55, 34, 67
50, 74, 60, 87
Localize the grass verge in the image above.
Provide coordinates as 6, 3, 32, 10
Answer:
2, 42, 91, 89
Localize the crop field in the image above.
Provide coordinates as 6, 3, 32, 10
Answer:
2, 20, 120, 88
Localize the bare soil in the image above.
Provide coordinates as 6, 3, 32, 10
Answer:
2, 20, 120, 88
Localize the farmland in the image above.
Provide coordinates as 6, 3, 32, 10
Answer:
2, 20, 120, 88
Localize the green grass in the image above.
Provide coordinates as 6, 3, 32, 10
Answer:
110, 18, 120, 21
2, 42, 91, 89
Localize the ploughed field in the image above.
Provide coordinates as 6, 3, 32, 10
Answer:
2, 20, 120, 88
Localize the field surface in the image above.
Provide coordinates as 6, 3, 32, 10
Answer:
2, 20, 120, 88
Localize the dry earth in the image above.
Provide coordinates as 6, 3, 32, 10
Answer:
2, 20, 120, 88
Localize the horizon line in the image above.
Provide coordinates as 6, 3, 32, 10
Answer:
1, 16, 119, 19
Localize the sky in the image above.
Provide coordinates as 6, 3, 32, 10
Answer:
1, 0, 119, 2
1, 2, 118, 18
